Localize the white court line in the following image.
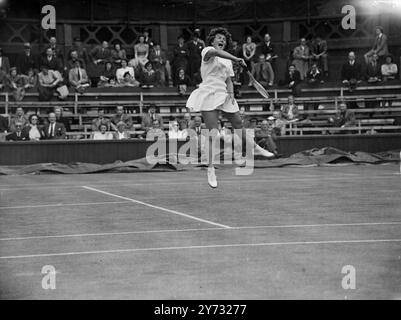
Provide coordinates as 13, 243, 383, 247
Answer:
1, 238, 400, 260
82, 186, 231, 229
1, 221, 400, 242
0, 201, 130, 211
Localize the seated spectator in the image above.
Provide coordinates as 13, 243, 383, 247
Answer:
255, 119, 279, 156
119, 71, 140, 87
16, 42, 38, 75
54, 106, 71, 132
24, 114, 45, 141
341, 51, 363, 91
281, 95, 300, 121
0, 47, 10, 74
168, 119, 188, 140
280, 64, 301, 95
141, 104, 164, 131
111, 43, 127, 66
365, 53, 382, 83
149, 43, 172, 86
113, 121, 130, 140
66, 50, 86, 71
92, 108, 111, 131
292, 38, 311, 80
93, 123, 113, 140
130, 35, 149, 69
43, 112, 66, 140
310, 36, 328, 78
251, 53, 274, 88
37, 65, 63, 101
68, 60, 90, 93
89, 41, 112, 85
116, 59, 138, 85
111, 105, 133, 131
272, 110, 286, 136
22, 68, 38, 91
172, 35, 189, 86
381, 55, 398, 81
328, 102, 356, 129
0, 114, 8, 141
141, 61, 159, 88
306, 63, 324, 86
98, 61, 117, 87
9, 106, 29, 132
6, 67, 27, 101
40, 47, 63, 73
146, 119, 166, 139
6, 121, 29, 141
176, 68, 191, 96
364, 26, 388, 65
182, 112, 194, 128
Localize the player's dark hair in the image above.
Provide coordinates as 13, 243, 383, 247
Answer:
206, 27, 232, 51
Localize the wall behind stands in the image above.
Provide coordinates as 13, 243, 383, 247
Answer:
1, 134, 401, 166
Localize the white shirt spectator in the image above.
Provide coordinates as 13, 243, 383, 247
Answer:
381, 63, 398, 76
93, 131, 113, 140
116, 66, 135, 83
29, 125, 41, 141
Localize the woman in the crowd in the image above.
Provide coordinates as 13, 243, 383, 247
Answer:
130, 35, 149, 69
141, 61, 159, 88
242, 35, 256, 86
23, 113, 45, 141
93, 123, 113, 140
381, 55, 398, 81
111, 43, 127, 66
98, 61, 117, 87
6, 67, 27, 101
116, 59, 137, 85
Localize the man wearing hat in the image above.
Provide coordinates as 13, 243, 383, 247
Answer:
16, 42, 38, 75
141, 104, 164, 132
0, 47, 10, 74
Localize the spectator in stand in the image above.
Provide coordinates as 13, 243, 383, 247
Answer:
6, 121, 29, 141
66, 50, 85, 71
23, 114, 45, 141
281, 95, 300, 121
9, 106, 29, 132
292, 38, 311, 80
69, 60, 90, 93
23, 68, 38, 91
187, 28, 205, 84
0, 47, 10, 74
272, 110, 286, 136
251, 53, 274, 88
172, 35, 189, 85
149, 43, 172, 87
119, 71, 140, 87
68, 37, 89, 70
6, 67, 27, 101
243, 35, 257, 86
143, 29, 154, 48
43, 112, 66, 140
54, 106, 71, 132
116, 59, 137, 85
310, 36, 328, 78
92, 108, 111, 131
364, 26, 388, 65
145, 119, 166, 140
257, 33, 276, 64
111, 105, 133, 131
182, 112, 194, 129
381, 55, 398, 81
16, 43, 38, 75
328, 102, 356, 133
113, 121, 130, 140
37, 65, 63, 101
306, 63, 324, 86
168, 119, 188, 140
89, 41, 112, 85
239, 106, 250, 128
177, 68, 191, 96
40, 47, 63, 73
140, 61, 159, 88
111, 43, 127, 66
47, 37, 64, 65
98, 61, 117, 87
0, 68, 7, 91
341, 51, 363, 91
365, 53, 382, 83
130, 35, 149, 70
141, 104, 164, 131
281, 64, 301, 95
0, 114, 8, 141
255, 119, 279, 156
93, 123, 113, 140
230, 39, 243, 93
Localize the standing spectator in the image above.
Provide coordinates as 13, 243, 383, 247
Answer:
131, 35, 149, 69
230, 40, 243, 91
257, 33, 276, 64
140, 61, 159, 88
281, 95, 300, 121
341, 51, 363, 91
306, 63, 324, 86
243, 35, 257, 86
365, 53, 382, 83
292, 38, 311, 80
149, 43, 172, 86
16, 43, 38, 75
6, 121, 29, 141
37, 65, 62, 101
23, 114, 45, 141
54, 106, 71, 132
0, 47, 10, 74
364, 26, 388, 65
143, 29, 154, 48
251, 53, 274, 88
40, 47, 63, 73
6, 67, 27, 101
93, 123, 113, 140
187, 28, 205, 84
255, 119, 279, 156
0, 68, 7, 91
47, 37, 64, 64
92, 108, 111, 131
281, 64, 301, 95
381, 55, 398, 81
111, 105, 133, 131
98, 61, 117, 87
69, 60, 90, 93
113, 121, 130, 140
310, 36, 328, 78
43, 112, 66, 140
89, 41, 112, 84
172, 35, 189, 85
9, 106, 29, 132
0, 115, 9, 141
176, 68, 191, 96
141, 104, 164, 131
116, 59, 137, 84
111, 43, 127, 66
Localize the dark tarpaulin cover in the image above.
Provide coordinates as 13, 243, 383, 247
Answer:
0, 147, 399, 175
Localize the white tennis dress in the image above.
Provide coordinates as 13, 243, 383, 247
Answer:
186, 46, 239, 113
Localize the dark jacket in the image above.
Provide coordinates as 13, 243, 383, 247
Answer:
6, 131, 29, 141
43, 122, 66, 140
0, 115, 8, 133
341, 61, 363, 81
284, 70, 301, 85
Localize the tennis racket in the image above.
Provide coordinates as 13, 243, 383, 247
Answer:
243, 64, 270, 99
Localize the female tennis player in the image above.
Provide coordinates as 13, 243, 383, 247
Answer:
186, 27, 274, 188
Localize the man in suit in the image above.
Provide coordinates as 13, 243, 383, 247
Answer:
341, 51, 363, 91
0, 47, 10, 74
40, 47, 63, 73
43, 112, 66, 140
16, 43, 38, 75
364, 26, 388, 64
6, 121, 29, 141
68, 60, 90, 92
292, 38, 311, 80
257, 33, 276, 63
110, 105, 133, 131
92, 108, 111, 131
365, 53, 382, 82
310, 36, 328, 77
149, 44, 172, 87
252, 53, 274, 87
282, 64, 301, 95
141, 104, 164, 132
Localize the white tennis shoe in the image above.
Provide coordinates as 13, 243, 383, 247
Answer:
253, 145, 275, 158
207, 166, 218, 188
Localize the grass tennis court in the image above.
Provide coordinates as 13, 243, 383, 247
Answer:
0, 164, 400, 299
